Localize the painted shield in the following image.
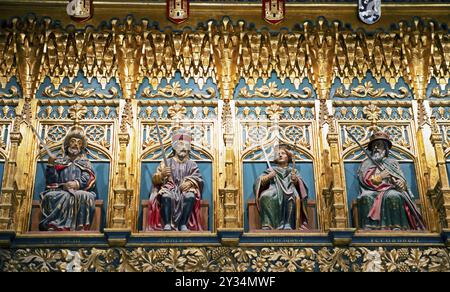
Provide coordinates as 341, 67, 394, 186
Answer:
263, 0, 285, 25
358, 0, 381, 25
66, 0, 93, 23
167, 0, 190, 24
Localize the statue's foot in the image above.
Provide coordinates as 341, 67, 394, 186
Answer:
163, 224, 172, 231
47, 223, 57, 231
283, 224, 292, 230
277, 223, 285, 230
299, 224, 309, 230
261, 226, 271, 230
180, 225, 189, 231
57, 227, 71, 231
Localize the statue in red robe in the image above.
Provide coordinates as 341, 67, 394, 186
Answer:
147, 129, 204, 231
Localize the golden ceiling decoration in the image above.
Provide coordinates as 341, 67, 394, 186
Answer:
0, 16, 447, 103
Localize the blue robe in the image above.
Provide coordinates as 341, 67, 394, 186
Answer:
39, 155, 97, 231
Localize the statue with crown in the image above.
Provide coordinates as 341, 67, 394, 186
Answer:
357, 131, 425, 230
39, 126, 97, 231
147, 128, 204, 231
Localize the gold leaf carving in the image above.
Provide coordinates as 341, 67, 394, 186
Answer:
68, 104, 88, 123
142, 81, 216, 99
363, 104, 381, 122
0, 247, 449, 272
266, 104, 284, 120
168, 104, 187, 119
334, 82, 410, 99
43, 81, 119, 99
430, 87, 450, 98
0, 86, 19, 98
239, 82, 312, 99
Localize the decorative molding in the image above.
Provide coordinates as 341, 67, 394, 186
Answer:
430, 87, 450, 99
239, 82, 312, 99
363, 104, 381, 123
142, 82, 216, 99
0, 86, 19, 99
334, 82, 410, 99
1, 247, 448, 272
43, 82, 119, 99
68, 104, 88, 123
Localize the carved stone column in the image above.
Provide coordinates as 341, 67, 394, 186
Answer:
401, 19, 435, 230
0, 16, 45, 234
326, 118, 348, 229
0, 118, 24, 232
107, 17, 144, 233
210, 18, 242, 242
430, 119, 450, 230
305, 19, 349, 229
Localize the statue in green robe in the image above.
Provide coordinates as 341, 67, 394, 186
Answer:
253, 145, 309, 230
357, 131, 425, 230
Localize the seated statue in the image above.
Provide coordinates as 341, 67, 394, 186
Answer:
39, 127, 97, 231
357, 131, 425, 230
147, 129, 204, 231
253, 145, 308, 230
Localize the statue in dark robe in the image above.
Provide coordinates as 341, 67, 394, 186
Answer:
39, 127, 96, 231
253, 145, 308, 230
357, 131, 425, 230
147, 129, 204, 231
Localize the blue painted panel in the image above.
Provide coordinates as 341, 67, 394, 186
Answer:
0, 162, 4, 193
33, 161, 110, 229
243, 162, 316, 231
139, 161, 213, 231
345, 161, 420, 227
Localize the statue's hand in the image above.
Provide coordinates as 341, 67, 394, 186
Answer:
261, 170, 276, 185
180, 181, 192, 192
48, 155, 57, 165
291, 174, 299, 183
161, 167, 172, 179
63, 181, 79, 190
395, 179, 406, 191
379, 170, 390, 180
267, 170, 276, 179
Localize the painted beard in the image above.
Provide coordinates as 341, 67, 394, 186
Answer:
176, 150, 187, 160
372, 150, 385, 163
68, 147, 80, 156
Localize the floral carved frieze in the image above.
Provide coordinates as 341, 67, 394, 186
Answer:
1, 247, 449, 272
43, 81, 119, 99
430, 87, 450, 99
334, 82, 410, 99
0, 86, 19, 99
239, 82, 313, 99
141, 82, 216, 99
